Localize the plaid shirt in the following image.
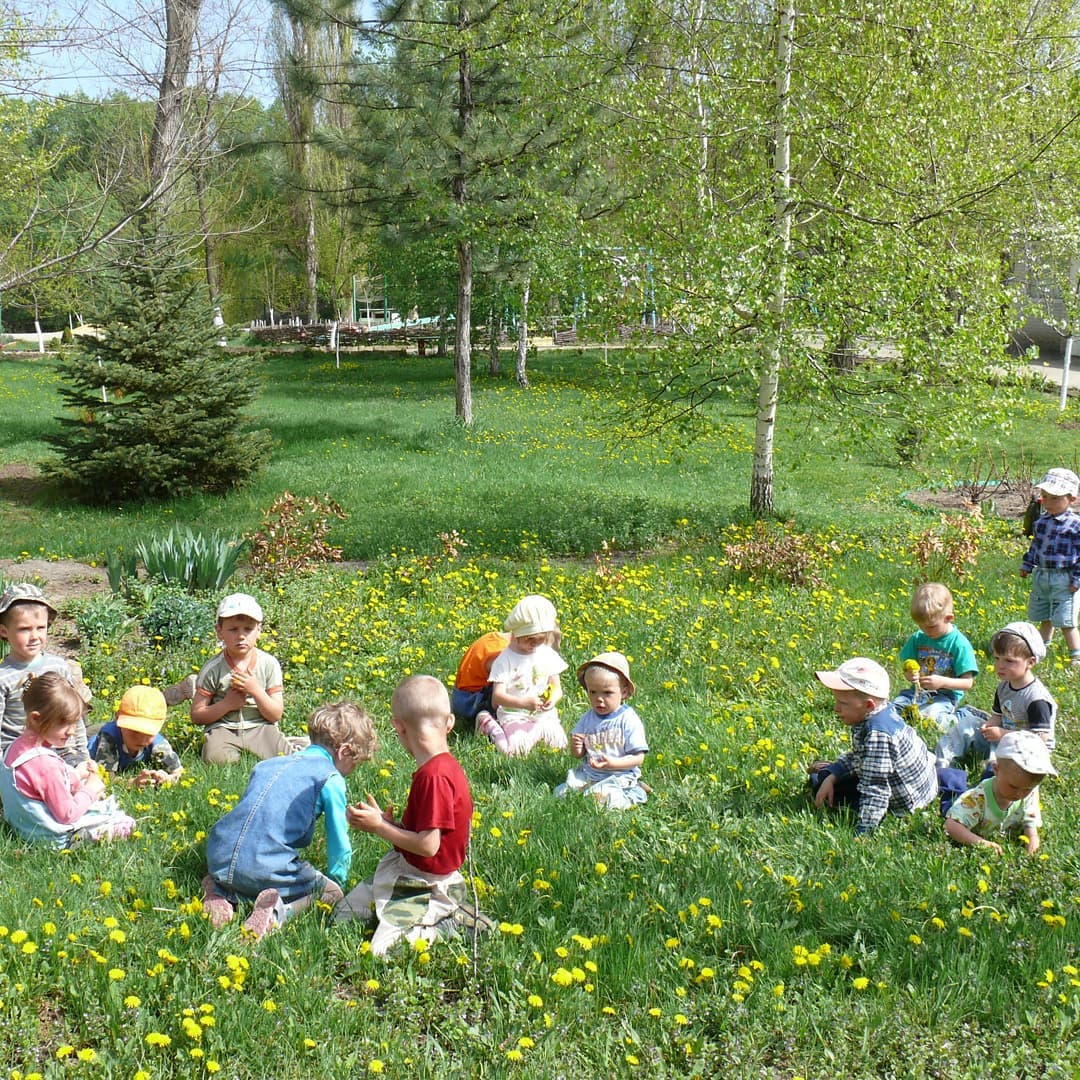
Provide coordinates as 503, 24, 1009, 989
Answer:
1022, 509, 1080, 589
830, 703, 938, 834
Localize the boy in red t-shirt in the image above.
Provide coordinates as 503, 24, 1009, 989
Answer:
337, 675, 487, 953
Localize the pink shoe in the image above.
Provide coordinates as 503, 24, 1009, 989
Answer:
201, 875, 235, 929
242, 889, 285, 940
476, 710, 510, 754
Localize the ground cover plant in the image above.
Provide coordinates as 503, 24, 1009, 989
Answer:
0, 350, 1077, 1077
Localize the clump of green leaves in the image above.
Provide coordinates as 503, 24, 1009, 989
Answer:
73, 595, 134, 646
141, 589, 213, 648
722, 521, 838, 588
247, 491, 346, 583
135, 528, 246, 592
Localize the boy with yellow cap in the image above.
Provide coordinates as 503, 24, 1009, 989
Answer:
90, 685, 183, 787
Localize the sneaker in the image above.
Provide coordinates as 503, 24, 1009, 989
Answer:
163, 674, 197, 706
475, 710, 510, 754
242, 889, 285, 940
201, 875, 235, 929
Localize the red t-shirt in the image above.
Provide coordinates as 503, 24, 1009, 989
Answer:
398, 752, 473, 875
455, 632, 509, 692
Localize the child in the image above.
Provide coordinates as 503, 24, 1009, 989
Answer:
934, 622, 1056, 767
89, 685, 184, 787
944, 729, 1056, 856
0, 583, 91, 767
1020, 467, 1080, 666
337, 675, 485, 955
0, 672, 135, 847
191, 593, 290, 764
477, 595, 568, 755
810, 657, 938, 835
202, 700, 376, 939
555, 652, 649, 808
894, 582, 978, 732
451, 629, 509, 730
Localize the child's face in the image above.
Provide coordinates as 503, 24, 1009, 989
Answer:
1039, 491, 1074, 516
510, 633, 547, 655
915, 612, 953, 639
120, 729, 156, 754
584, 667, 626, 716
217, 615, 261, 658
831, 689, 874, 727
42, 716, 79, 749
0, 603, 50, 663
992, 650, 1035, 686
992, 759, 1041, 805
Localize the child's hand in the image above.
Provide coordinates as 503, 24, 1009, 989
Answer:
1019, 569, 1029, 579
984, 841, 1004, 856
134, 769, 170, 788
902, 659, 921, 686
228, 670, 254, 697
919, 673, 941, 692
571, 734, 586, 758
75, 759, 97, 781
346, 794, 387, 834
980, 723, 1005, 743
590, 753, 612, 771
84, 774, 106, 800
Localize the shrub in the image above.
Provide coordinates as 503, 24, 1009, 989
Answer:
42, 232, 271, 503
247, 491, 346, 583
135, 528, 246, 592
141, 589, 214, 649
722, 521, 838, 588
73, 595, 134, 646
911, 510, 987, 583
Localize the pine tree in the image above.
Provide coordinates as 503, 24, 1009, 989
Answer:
45, 237, 271, 503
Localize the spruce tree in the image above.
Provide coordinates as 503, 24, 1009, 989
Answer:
45, 237, 271, 503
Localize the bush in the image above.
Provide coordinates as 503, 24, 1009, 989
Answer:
135, 528, 246, 592
73, 595, 134, 646
140, 589, 214, 649
43, 232, 271, 503
247, 491, 346, 583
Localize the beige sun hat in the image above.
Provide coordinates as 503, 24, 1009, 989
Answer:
577, 651, 635, 697
0, 583, 58, 622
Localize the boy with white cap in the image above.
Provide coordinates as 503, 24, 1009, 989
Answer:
810, 656, 938, 835
555, 651, 649, 808
478, 594, 567, 755
89, 684, 183, 787
191, 593, 290, 764
934, 621, 1057, 768
944, 729, 1057, 856
1020, 467, 1080, 665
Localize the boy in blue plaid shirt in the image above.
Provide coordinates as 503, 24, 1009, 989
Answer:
1020, 467, 1080, 666
809, 657, 938, 835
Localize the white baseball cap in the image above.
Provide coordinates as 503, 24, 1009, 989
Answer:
1036, 468, 1079, 497
816, 657, 890, 699
996, 729, 1057, 777
997, 622, 1046, 663
216, 593, 263, 622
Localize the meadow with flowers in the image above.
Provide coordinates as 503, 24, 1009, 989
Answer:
0, 349, 1077, 1078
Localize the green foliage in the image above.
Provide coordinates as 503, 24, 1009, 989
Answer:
135, 527, 246, 592
104, 547, 138, 594
42, 234, 271, 503
140, 587, 214, 648
72, 594, 133, 646
247, 490, 346, 583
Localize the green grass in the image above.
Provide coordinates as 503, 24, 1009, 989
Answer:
0, 349, 1078, 1077
0, 347, 1068, 561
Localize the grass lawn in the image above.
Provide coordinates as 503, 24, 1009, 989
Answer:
0, 348, 1077, 1078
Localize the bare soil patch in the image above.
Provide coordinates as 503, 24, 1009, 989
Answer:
904, 485, 1031, 520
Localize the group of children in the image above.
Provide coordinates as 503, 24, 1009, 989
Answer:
809, 466, 1078, 853
0, 464, 1075, 946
